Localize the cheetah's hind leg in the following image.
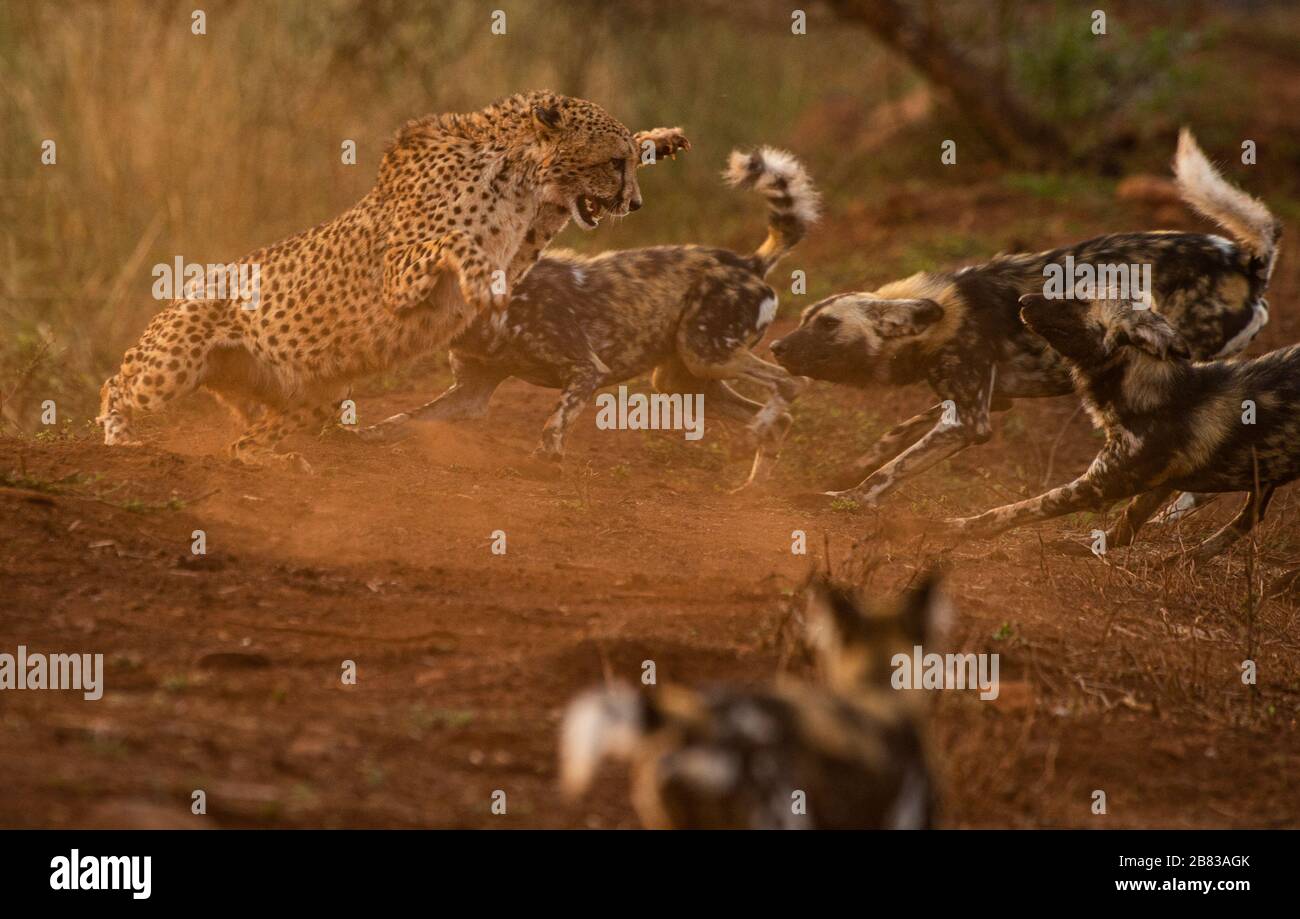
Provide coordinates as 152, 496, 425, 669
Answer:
98, 300, 233, 445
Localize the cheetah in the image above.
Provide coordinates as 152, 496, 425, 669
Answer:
97, 91, 687, 471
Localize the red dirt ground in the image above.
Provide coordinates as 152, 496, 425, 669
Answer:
3, 325, 1299, 828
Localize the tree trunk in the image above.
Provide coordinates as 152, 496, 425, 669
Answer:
827, 0, 1069, 168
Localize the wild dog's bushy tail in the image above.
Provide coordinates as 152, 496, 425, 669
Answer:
724, 147, 821, 277
1174, 128, 1281, 282
559, 684, 655, 797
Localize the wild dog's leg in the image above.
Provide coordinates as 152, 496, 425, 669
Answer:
228, 394, 338, 473
382, 231, 506, 316
655, 362, 768, 448
537, 359, 606, 460
1107, 486, 1176, 548
674, 279, 805, 488
677, 348, 806, 489
826, 403, 945, 491
830, 420, 967, 507
697, 380, 766, 421
728, 354, 807, 490
945, 474, 1122, 540
831, 365, 998, 508
1187, 487, 1275, 562
357, 353, 508, 442
1155, 491, 1216, 524
723, 351, 805, 431
98, 300, 233, 445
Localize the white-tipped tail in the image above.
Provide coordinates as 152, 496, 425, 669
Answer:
1174, 128, 1280, 280
723, 147, 821, 274
558, 684, 647, 797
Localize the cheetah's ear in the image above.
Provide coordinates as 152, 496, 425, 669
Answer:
532, 104, 564, 134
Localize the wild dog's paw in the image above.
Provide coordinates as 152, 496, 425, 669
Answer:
824, 465, 873, 492
281, 452, 315, 475
931, 516, 974, 539
353, 415, 415, 444
530, 443, 564, 463
729, 476, 778, 497
822, 488, 879, 511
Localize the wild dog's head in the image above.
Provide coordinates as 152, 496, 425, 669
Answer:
526, 92, 642, 230
769, 282, 949, 386
1019, 294, 1190, 404
801, 572, 949, 696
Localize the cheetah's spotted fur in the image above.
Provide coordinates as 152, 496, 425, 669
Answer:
98, 91, 666, 470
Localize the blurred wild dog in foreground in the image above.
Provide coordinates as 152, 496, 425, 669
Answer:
558, 574, 946, 829
361, 146, 818, 490
946, 295, 1300, 563
770, 129, 1280, 513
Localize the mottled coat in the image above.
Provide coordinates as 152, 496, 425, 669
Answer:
559, 575, 945, 829
361, 147, 818, 489
949, 296, 1300, 561
770, 130, 1281, 509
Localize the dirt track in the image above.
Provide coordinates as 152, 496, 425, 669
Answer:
3, 348, 1299, 829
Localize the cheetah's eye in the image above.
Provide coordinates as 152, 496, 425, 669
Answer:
608, 157, 625, 171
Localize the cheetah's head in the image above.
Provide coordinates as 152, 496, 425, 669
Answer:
529, 94, 641, 231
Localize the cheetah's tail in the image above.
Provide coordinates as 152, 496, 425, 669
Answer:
723, 147, 821, 278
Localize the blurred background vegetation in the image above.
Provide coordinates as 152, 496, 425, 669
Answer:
2, 0, 1299, 428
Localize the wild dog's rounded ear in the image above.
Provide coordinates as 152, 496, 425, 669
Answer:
1112, 315, 1191, 362
878, 299, 944, 339
1018, 293, 1048, 308
898, 570, 951, 646
802, 575, 864, 652
532, 104, 563, 133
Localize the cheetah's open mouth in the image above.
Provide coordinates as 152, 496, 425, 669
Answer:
571, 194, 606, 230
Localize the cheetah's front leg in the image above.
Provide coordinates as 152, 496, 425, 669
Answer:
382, 231, 507, 316
633, 127, 691, 164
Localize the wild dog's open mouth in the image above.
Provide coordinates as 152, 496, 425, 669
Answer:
571, 194, 606, 230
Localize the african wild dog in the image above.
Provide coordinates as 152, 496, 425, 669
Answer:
770, 130, 1280, 511
360, 147, 819, 489
944, 295, 1300, 562
558, 573, 946, 829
